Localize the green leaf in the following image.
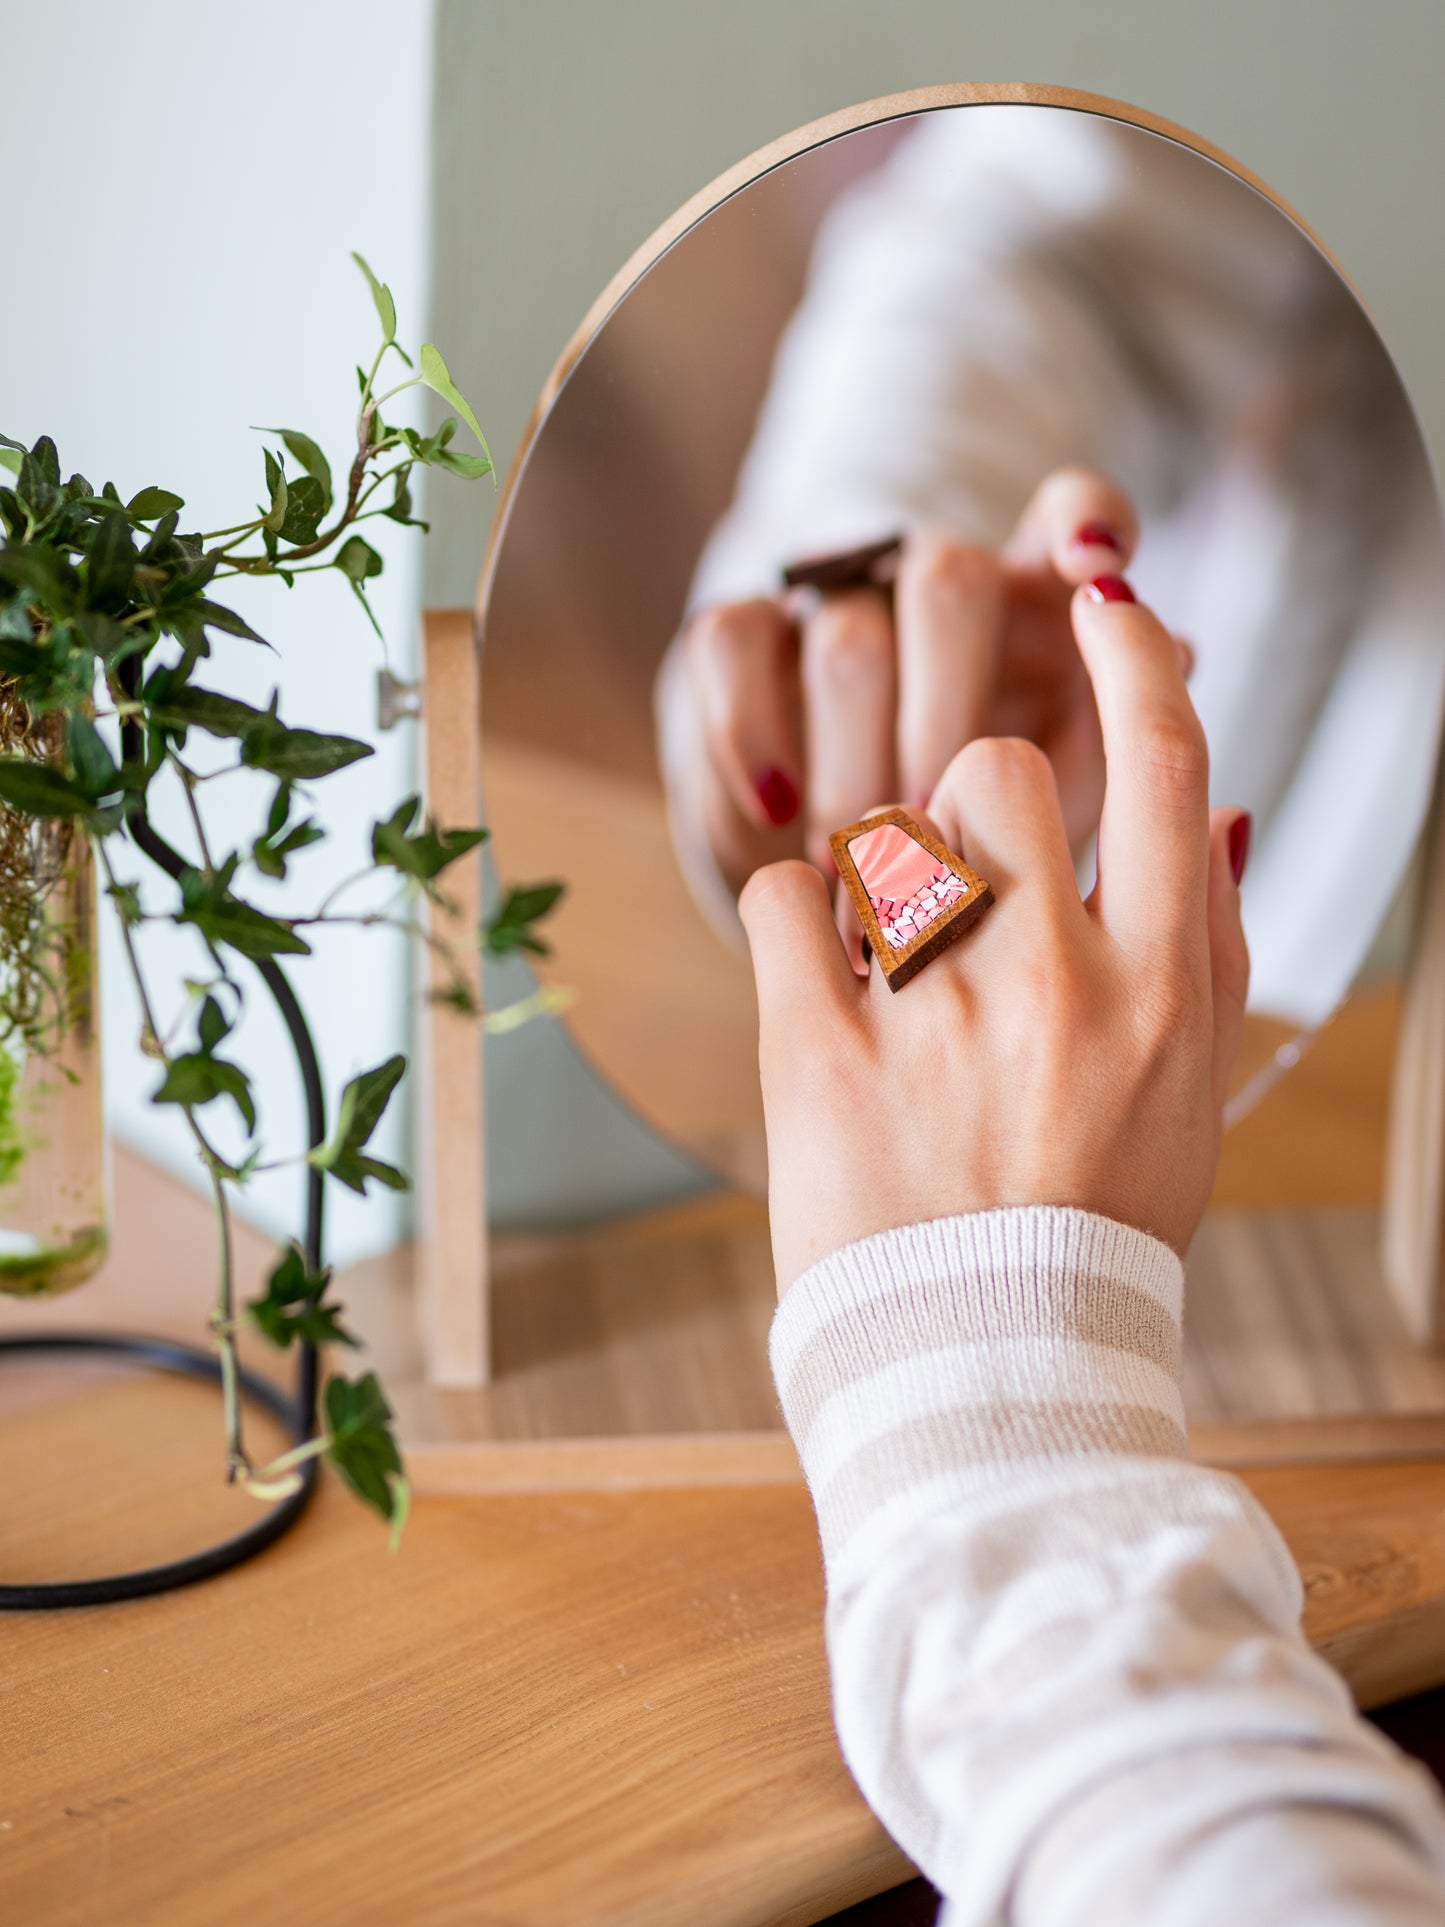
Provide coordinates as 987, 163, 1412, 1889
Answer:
152, 1049, 257, 1135
382, 470, 427, 529
197, 993, 230, 1054
324, 1370, 407, 1535
249, 1243, 357, 1351
150, 683, 265, 740
417, 344, 492, 475
371, 795, 487, 887
194, 600, 268, 646
352, 252, 397, 345
307, 1054, 410, 1196
177, 866, 312, 961
107, 879, 142, 926
252, 783, 325, 880
257, 429, 332, 514
0, 596, 33, 645
335, 535, 384, 584
127, 486, 186, 519
240, 704, 373, 781
29, 435, 60, 487
0, 540, 76, 605
261, 448, 289, 533
0, 760, 91, 817
484, 880, 565, 957
431, 445, 494, 480
0, 448, 20, 478
276, 474, 326, 546
67, 714, 120, 799
84, 511, 137, 611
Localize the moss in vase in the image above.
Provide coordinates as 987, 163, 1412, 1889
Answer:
0, 1220, 108, 1297
0, 1041, 24, 1191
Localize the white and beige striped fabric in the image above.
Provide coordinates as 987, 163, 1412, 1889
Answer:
772, 1207, 1445, 1925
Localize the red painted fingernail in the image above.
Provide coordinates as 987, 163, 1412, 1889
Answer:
1228, 812, 1253, 886
1073, 520, 1123, 553
1085, 574, 1136, 604
754, 766, 799, 827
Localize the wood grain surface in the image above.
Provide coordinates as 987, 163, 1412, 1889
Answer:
4, 1391, 1445, 1926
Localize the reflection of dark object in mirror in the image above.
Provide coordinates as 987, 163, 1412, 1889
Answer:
781, 532, 902, 595
831, 806, 993, 991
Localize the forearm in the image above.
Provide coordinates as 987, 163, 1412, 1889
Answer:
772, 1208, 1445, 1925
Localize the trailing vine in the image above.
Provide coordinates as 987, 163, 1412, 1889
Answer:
0, 257, 562, 1536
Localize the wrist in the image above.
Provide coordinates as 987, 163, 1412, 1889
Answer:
770, 1206, 1187, 1563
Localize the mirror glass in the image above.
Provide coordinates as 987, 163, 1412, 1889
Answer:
480, 102, 1445, 1200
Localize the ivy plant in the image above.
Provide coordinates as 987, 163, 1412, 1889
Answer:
0, 256, 563, 1538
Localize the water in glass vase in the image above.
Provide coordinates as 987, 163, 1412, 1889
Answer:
0, 735, 108, 1298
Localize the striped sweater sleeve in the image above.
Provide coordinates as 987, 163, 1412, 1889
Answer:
770, 1207, 1445, 1926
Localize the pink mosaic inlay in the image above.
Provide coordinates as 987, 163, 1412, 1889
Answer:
847, 821, 972, 951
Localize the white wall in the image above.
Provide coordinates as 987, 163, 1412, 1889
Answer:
1, 0, 438, 1263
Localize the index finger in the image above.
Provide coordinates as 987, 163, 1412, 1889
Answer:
1070, 580, 1210, 959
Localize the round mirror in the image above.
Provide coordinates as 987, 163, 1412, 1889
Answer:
478, 86, 1445, 1195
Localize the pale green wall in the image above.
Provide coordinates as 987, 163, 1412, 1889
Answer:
430, 0, 1445, 1225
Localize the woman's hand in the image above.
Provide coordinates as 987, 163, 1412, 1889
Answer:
738, 582, 1250, 1292
678, 468, 1142, 897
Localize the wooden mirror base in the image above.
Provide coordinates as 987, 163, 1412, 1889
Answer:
350, 1179, 1445, 1712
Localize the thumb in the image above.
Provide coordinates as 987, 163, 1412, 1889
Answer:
739, 860, 860, 1042
1207, 808, 1252, 1114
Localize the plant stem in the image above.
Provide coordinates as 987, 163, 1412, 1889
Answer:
95, 838, 252, 1473
310, 866, 382, 921
168, 755, 216, 873
205, 1156, 250, 1481
248, 1433, 328, 1480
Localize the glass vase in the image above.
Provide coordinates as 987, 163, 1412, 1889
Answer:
0, 694, 107, 1297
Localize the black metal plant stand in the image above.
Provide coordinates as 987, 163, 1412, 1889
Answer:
0, 709, 328, 1609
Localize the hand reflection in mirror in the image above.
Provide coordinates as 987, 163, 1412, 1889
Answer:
664, 467, 1192, 904
651, 108, 1439, 1041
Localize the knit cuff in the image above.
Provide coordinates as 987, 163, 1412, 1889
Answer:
770, 1208, 1187, 1563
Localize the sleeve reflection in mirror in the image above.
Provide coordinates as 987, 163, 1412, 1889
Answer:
480, 100, 1445, 1197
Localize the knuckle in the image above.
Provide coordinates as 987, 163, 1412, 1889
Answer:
908, 531, 1002, 604
807, 602, 892, 691
688, 599, 771, 674
1133, 714, 1209, 798
955, 733, 1052, 794
738, 857, 814, 928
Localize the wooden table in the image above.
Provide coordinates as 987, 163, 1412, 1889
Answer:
7, 1114, 1445, 1923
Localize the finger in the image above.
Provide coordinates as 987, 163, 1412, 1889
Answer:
1072, 580, 1211, 956
1039, 692, 1106, 855
927, 736, 1082, 919
801, 589, 897, 869
1005, 466, 1140, 584
687, 599, 803, 831
834, 870, 870, 976
893, 532, 1005, 809
739, 859, 861, 1036
1207, 808, 1252, 1112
